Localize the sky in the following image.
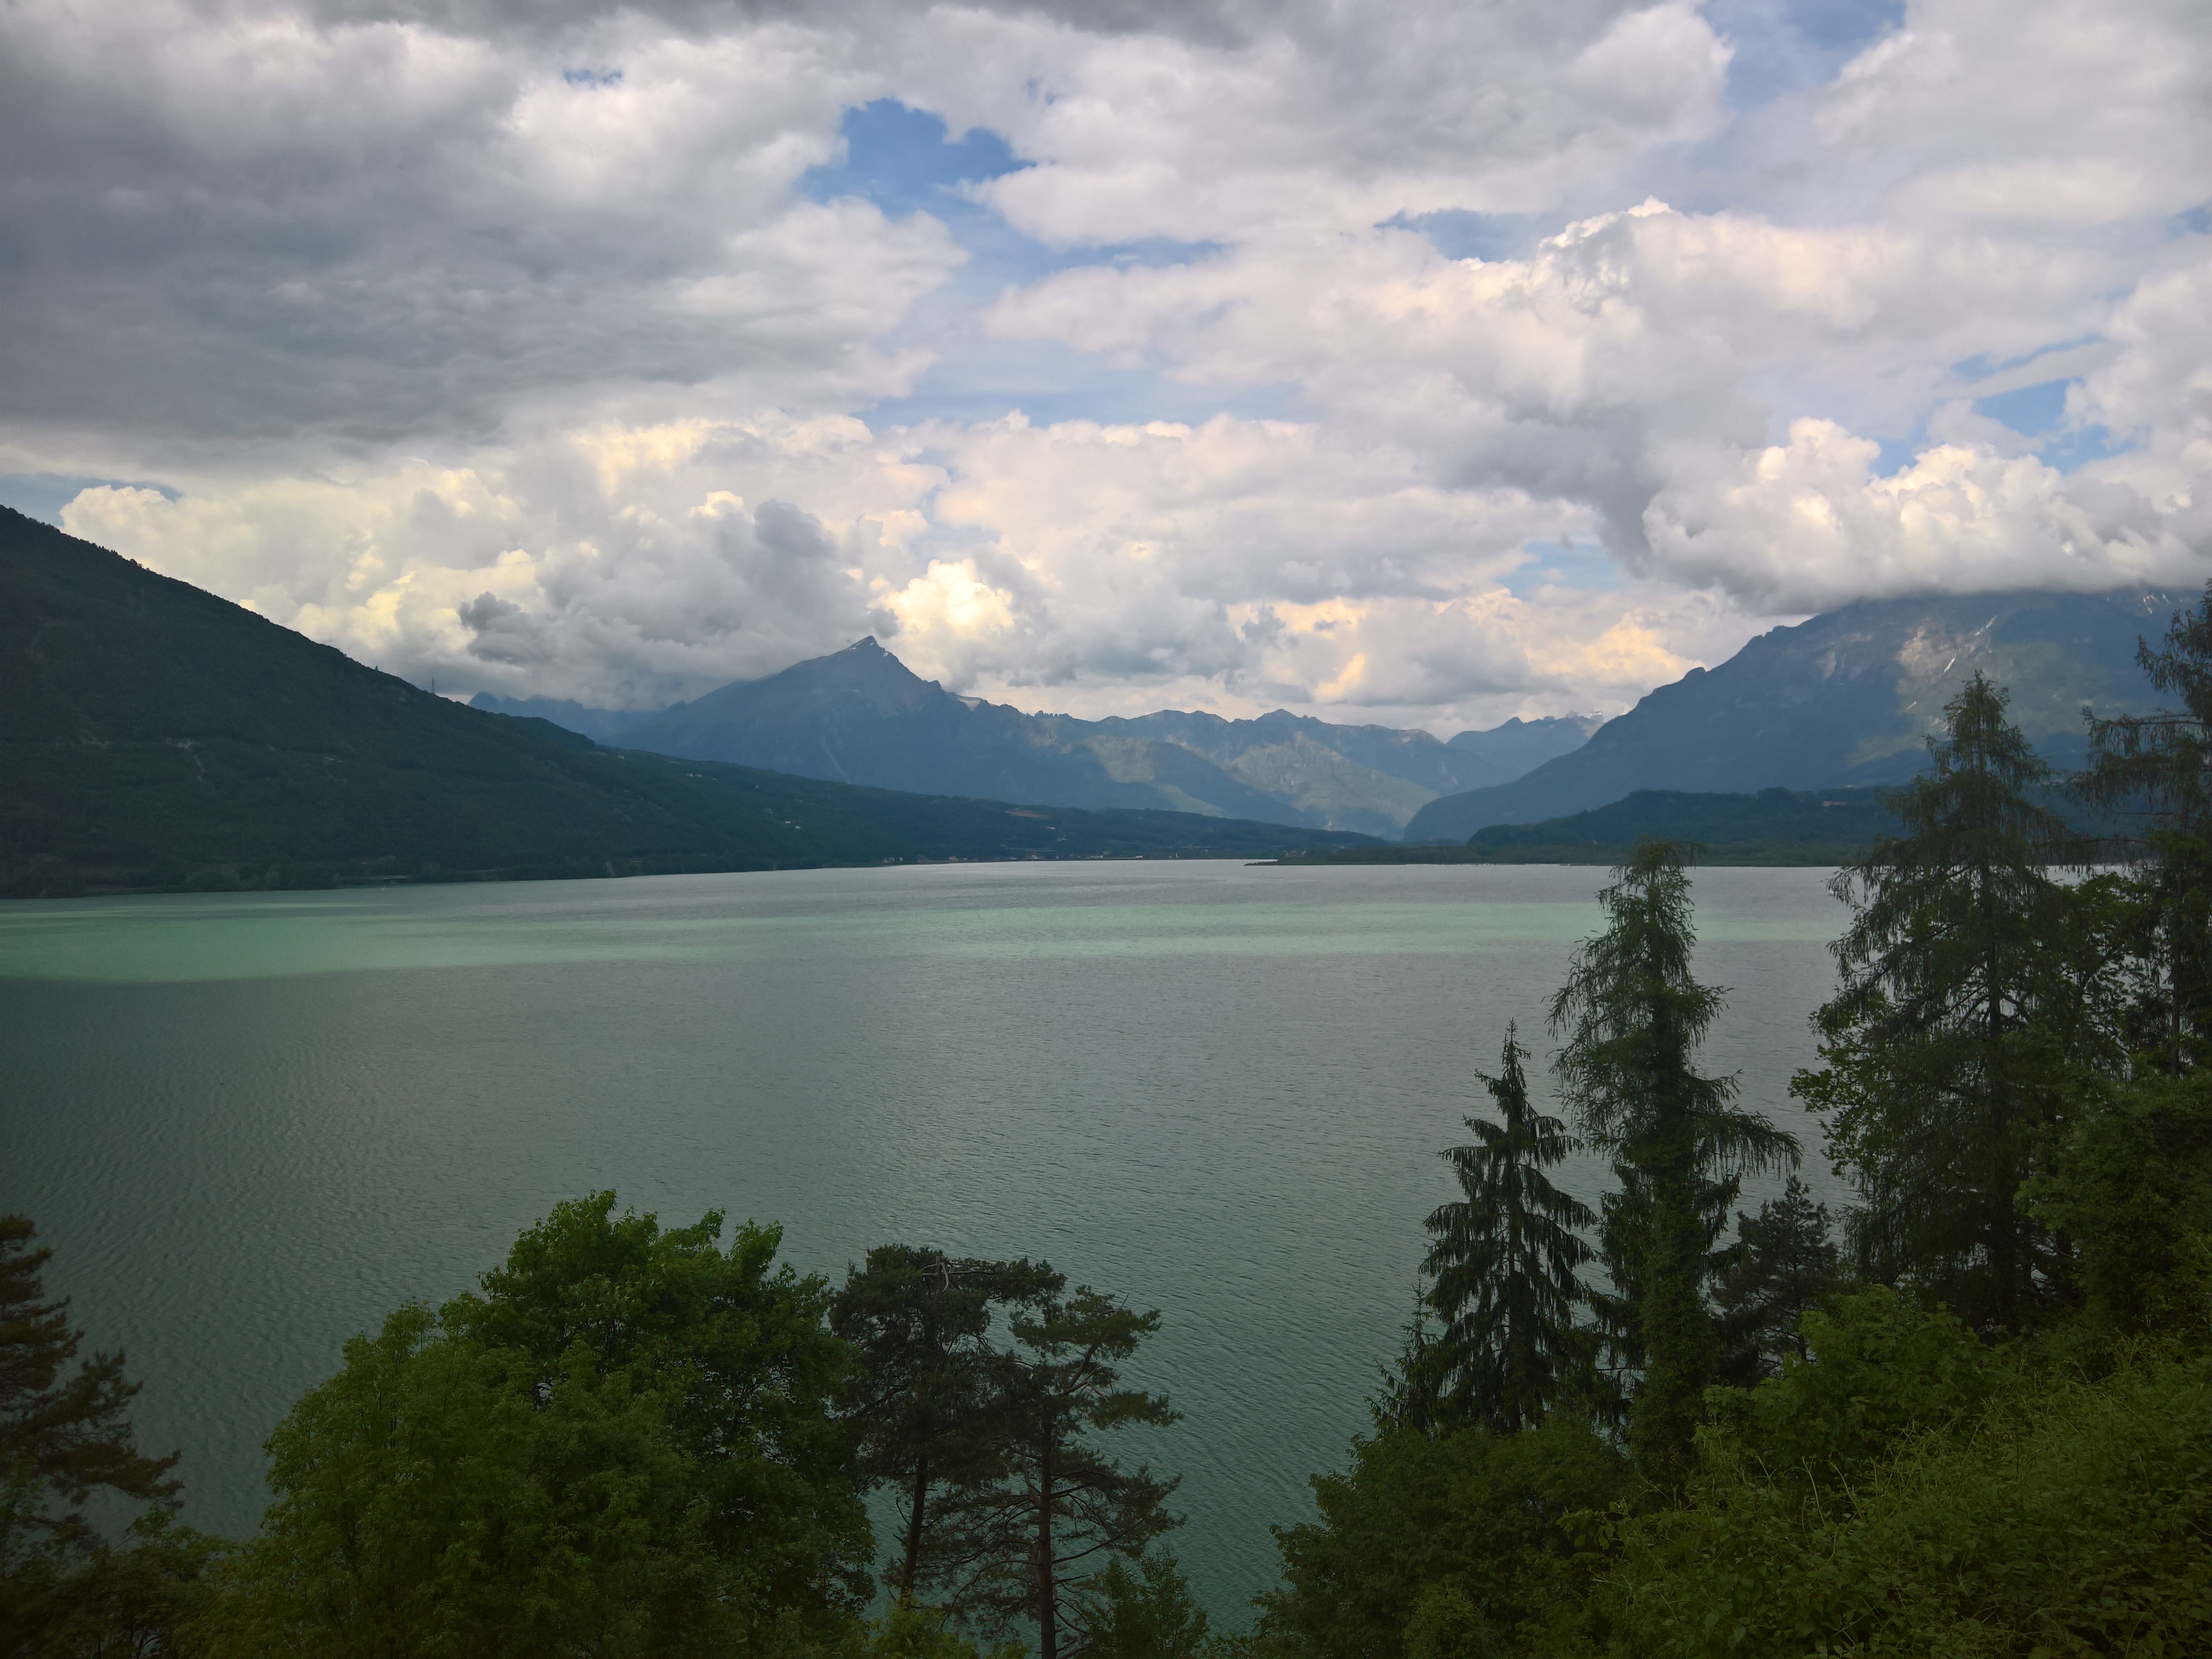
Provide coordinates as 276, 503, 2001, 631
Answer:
2, 0, 2208, 732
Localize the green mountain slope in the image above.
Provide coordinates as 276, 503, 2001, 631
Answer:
0, 509, 1373, 897
1278, 787, 1900, 866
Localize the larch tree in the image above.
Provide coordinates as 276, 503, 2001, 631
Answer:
931, 1287, 1180, 1659
1795, 675, 2112, 1334
1550, 839, 1798, 1477
1417, 1024, 1596, 1434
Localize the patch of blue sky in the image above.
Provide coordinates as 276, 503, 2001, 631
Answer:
1702, 0, 1905, 109
802, 101, 1240, 430
2170, 203, 2212, 238
1502, 539, 1620, 600
1380, 210, 1546, 263
1972, 379, 2124, 472
0, 473, 178, 526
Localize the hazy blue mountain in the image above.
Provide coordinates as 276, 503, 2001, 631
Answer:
469, 693, 663, 744
0, 508, 1373, 896
1445, 714, 1606, 777
612, 641, 1597, 837
1403, 587, 2185, 843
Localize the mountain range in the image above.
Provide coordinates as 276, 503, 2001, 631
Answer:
0, 508, 1371, 896
1402, 587, 2185, 842
478, 647, 1600, 839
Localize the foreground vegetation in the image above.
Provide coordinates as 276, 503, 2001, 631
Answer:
9, 599, 2212, 1654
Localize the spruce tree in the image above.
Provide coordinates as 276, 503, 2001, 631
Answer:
1796, 674, 2112, 1333
832, 1246, 1059, 1604
1417, 1024, 1595, 1433
1712, 1176, 1843, 1378
1550, 839, 1798, 1476
931, 1288, 1180, 1659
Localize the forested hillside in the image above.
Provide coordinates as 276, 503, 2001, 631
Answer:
0, 508, 1371, 897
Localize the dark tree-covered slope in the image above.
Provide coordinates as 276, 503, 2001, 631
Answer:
0, 509, 1372, 897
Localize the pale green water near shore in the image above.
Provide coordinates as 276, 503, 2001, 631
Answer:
0, 860, 1847, 1620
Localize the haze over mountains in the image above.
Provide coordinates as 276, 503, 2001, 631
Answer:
480, 647, 1600, 839
1404, 588, 2183, 842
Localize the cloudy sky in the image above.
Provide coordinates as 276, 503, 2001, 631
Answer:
3, 0, 2207, 731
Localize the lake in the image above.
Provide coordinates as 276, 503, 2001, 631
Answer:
0, 860, 1850, 1620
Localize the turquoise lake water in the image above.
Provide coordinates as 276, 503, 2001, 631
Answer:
0, 860, 1850, 1620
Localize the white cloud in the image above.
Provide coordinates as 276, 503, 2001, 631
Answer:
8, 0, 2212, 735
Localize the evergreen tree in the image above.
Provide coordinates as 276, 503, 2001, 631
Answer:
833, 1246, 1059, 1604
1796, 675, 2113, 1333
1550, 839, 1798, 1476
932, 1288, 1181, 1659
0, 1215, 187, 1659
1712, 1176, 1844, 1378
1416, 1024, 1595, 1433
1067, 1550, 1212, 1659
2074, 584, 2212, 1074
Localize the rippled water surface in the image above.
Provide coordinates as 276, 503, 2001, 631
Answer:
0, 861, 1849, 1618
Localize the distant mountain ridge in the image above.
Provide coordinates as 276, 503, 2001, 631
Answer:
522, 643, 1598, 837
0, 509, 1374, 896
1404, 588, 2185, 843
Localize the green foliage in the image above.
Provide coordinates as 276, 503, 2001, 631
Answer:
195, 1196, 871, 1658
933, 1288, 1181, 1659
1550, 838, 1797, 1476
1702, 1289, 1991, 1494
1798, 674, 2115, 1333
2030, 1070, 2212, 1340
1071, 1550, 1214, 1659
1255, 1415, 1627, 1659
1597, 1351, 2212, 1658
2075, 583, 2212, 1072
0, 1214, 201, 1659
1409, 1025, 1596, 1434
833, 1246, 1061, 1602
1710, 1177, 1843, 1380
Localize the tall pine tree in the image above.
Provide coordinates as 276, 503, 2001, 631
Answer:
1796, 674, 2113, 1334
931, 1288, 1180, 1659
1416, 1024, 1595, 1433
1550, 840, 1798, 1477
832, 1246, 1059, 1605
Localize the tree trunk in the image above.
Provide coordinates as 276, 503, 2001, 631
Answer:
1035, 1429, 1057, 1659
899, 1460, 930, 1605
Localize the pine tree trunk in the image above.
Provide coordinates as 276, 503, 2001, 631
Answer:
900, 1460, 930, 1604
1036, 1431, 1057, 1659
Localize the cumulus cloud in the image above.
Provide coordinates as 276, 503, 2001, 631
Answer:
6, 0, 2212, 732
